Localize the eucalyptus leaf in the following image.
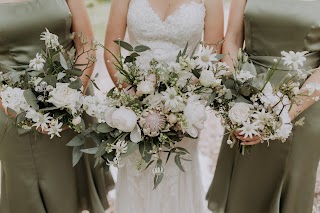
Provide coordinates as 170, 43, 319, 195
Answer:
59, 52, 69, 70
39, 106, 59, 112
153, 173, 164, 190
28, 71, 43, 77
80, 147, 99, 154
89, 131, 103, 146
240, 84, 252, 97
114, 40, 133, 52
224, 79, 236, 89
175, 147, 190, 154
192, 69, 201, 79
42, 75, 57, 87
206, 92, 217, 107
68, 78, 82, 90
182, 42, 188, 56
174, 155, 185, 172
23, 90, 39, 110
134, 45, 150, 53
66, 68, 83, 77
122, 142, 138, 158
66, 133, 86, 146
72, 146, 83, 167
16, 112, 26, 124
96, 123, 113, 133
95, 139, 114, 158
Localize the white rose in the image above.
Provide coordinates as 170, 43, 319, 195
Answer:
199, 70, 221, 87
108, 107, 138, 132
72, 116, 82, 125
136, 80, 155, 96
228, 102, 253, 124
47, 83, 83, 115
183, 96, 207, 138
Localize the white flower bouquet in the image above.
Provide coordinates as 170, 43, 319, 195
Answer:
67, 40, 227, 188
208, 49, 320, 154
0, 29, 97, 138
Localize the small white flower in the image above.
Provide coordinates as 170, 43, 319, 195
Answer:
238, 119, 260, 139
236, 70, 255, 83
167, 113, 178, 124
32, 113, 52, 131
40, 28, 60, 50
136, 80, 155, 96
29, 53, 45, 71
47, 121, 63, 139
281, 51, 308, 70
161, 87, 185, 112
112, 140, 128, 156
195, 46, 218, 69
107, 156, 124, 168
72, 116, 82, 125
251, 109, 273, 124
227, 140, 233, 145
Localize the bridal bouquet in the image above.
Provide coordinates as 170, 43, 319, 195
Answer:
0, 29, 97, 138
67, 40, 227, 188
208, 49, 320, 154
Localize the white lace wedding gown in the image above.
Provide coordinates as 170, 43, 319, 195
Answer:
115, 0, 208, 212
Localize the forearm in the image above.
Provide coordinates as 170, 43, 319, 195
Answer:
77, 46, 95, 93
290, 68, 320, 119
104, 46, 121, 86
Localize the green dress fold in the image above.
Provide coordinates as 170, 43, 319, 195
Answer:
0, 0, 114, 212
206, 1, 320, 212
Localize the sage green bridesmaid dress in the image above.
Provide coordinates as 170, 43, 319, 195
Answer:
206, 0, 320, 212
0, 0, 114, 212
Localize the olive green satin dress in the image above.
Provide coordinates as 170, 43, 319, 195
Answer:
206, 1, 320, 213
0, 1, 114, 212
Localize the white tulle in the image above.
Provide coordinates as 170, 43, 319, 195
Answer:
115, 0, 209, 212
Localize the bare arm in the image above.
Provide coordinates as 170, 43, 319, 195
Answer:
104, 0, 131, 86
289, 69, 320, 120
222, 0, 246, 67
203, 0, 224, 54
67, 0, 95, 93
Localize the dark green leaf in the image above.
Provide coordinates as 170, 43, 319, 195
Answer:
122, 142, 138, 158
72, 146, 83, 167
175, 147, 190, 154
206, 92, 217, 107
89, 131, 103, 146
23, 90, 39, 110
192, 69, 201, 79
134, 45, 150, 52
16, 112, 26, 124
174, 155, 185, 172
80, 147, 99, 154
66, 68, 83, 77
94, 158, 100, 168
67, 133, 86, 146
153, 173, 164, 190
143, 160, 155, 171
68, 78, 83, 90
96, 123, 113, 133
139, 140, 152, 163
42, 75, 57, 87
39, 106, 59, 112
182, 42, 188, 56
114, 40, 133, 52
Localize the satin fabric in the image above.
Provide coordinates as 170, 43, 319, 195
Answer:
206, 1, 320, 212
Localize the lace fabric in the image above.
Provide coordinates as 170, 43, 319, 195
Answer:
115, 0, 208, 212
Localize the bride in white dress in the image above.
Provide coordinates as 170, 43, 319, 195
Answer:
104, 0, 224, 212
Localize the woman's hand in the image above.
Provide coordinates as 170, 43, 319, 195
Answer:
233, 131, 261, 145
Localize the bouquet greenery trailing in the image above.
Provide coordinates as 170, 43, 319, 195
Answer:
0, 29, 97, 139
67, 40, 228, 188
208, 49, 319, 154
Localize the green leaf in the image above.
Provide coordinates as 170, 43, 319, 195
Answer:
16, 112, 26, 124
68, 78, 83, 90
175, 147, 190, 154
23, 89, 39, 110
192, 69, 201, 79
28, 71, 43, 77
94, 158, 100, 168
95, 139, 113, 158
89, 131, 103, 146
122, 142, 138, 158
240, 83, 252, 97
57, 72, 66, 80
96, 123, 113, 133
139, 140, 152, 163
42, 75, 57, 87
224, 79, 236, 89
124, 52, 140, 63
153, 173, 164, 190
39, 106, 59, 112
134, 45, 150, 52
182, 42, 188, 56
143, 160, 155, 171
66, 68, 83, 77
174, 155, 185, 172
66, 133, 86, 146
107, 87, 116, 97
59, 52, 69, 70
206, 92, 217, 107
80, 147, 99, 154
114, 40, 133, 52
72, 146, 83, 167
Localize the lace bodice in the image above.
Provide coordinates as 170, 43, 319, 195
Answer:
127, 0, 205, 65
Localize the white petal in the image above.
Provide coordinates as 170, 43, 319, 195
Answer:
130, 125, 142, 143
187, 126, 199, 138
